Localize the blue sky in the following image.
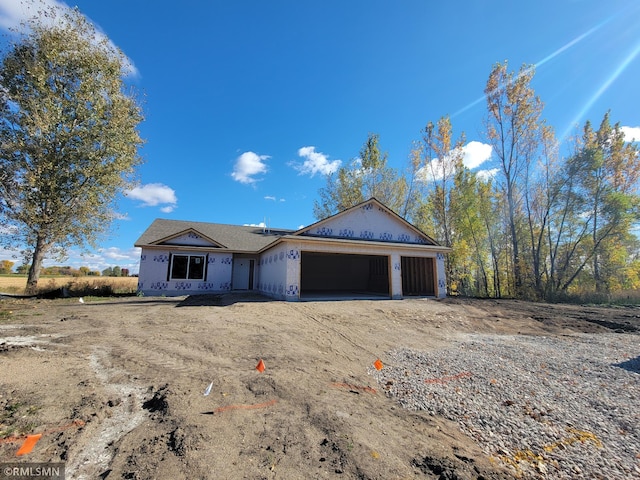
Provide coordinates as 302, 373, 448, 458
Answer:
1, 0, 639, 274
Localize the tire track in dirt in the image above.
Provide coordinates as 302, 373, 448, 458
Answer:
207, 302, 423, 477
65, 347, 148, 480
282, 303, 386, 375
106, 320, 271, 382
64, 306, 222, 378
290, 303, 375, 356
110, 337, 210, 376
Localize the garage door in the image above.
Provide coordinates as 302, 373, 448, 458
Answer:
300, 252, 389, 297
401, 256, 435, 296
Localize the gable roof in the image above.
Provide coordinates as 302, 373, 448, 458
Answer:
135, 198, 444, 253
160, 227, 227, 248
294, 197, 439, 245
134, 219, 294, 252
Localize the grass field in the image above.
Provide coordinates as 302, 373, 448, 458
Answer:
0, 275, 139, 296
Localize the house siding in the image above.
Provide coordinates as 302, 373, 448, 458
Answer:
301, 202, 432, 244
137, 248, 232, 296
163, 232, 216, 247
257, 244, 289, 300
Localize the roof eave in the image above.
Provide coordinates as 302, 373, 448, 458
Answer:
258, 234, 451, 253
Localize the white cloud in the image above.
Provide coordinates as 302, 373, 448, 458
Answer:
113, 212, 130, 221
100, 247, 133, 261
416, 160, 444, 183
462, 141, 493, 169
477, 168, 499, 181
417, 141, 493, 182
0, 224, 19, 235
264, 196, 276, 201
0, 0, 31, 31
243, 222, 267, 228
0, 245, 21, 265
74, 247, 142, 273
0, 0, 138, 77
622, 126, 640, 143
126, 183, 177, 210
291, 146, 341, 177
232, 151, 269, 184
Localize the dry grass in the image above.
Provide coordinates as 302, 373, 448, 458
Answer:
608, 289, 640, 305
0, 275, 138, 296
554, 288, 640, 306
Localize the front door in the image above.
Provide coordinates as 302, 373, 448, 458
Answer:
232, 258, 254, 290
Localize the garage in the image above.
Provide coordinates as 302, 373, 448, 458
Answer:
401, 256, 435, 296
300, 252, 390, 298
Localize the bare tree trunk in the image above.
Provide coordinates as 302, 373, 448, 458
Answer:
26, 237, 47, 294
507, 187, 523, 296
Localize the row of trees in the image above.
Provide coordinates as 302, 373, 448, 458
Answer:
315, 62, 640, 301
0, 260, 132, 277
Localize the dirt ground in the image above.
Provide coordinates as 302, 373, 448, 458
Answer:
0, 294, 638, 479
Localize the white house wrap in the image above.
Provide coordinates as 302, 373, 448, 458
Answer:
135, 198, 450, 300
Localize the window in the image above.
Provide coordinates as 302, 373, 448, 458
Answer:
170, 254, 206, 280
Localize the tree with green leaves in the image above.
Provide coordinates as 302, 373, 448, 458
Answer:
581, 113, 640, 293
421, 117, 464, 246
101, 267, 114, 277
314, 133, 408, 219
546, 113, 640, 297
15, 264, 29, 275
450, 167, 494, 296
358, 133, 407, 210
313, 162, 365, 220
420, 116, 466, 293
0, 7, 144, 293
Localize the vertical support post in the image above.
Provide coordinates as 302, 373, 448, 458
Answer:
390, 252, 402, 299
436, 252, 447, 298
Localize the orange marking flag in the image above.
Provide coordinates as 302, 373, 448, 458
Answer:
16, 434, 42, 456
373, 359, 384, 371
256, 359, 266, 372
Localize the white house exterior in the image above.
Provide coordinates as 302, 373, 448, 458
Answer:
135, 198, 449, 300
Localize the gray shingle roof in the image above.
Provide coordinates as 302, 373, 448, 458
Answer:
135, 199, 445, 254
134, 219, 294, 252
